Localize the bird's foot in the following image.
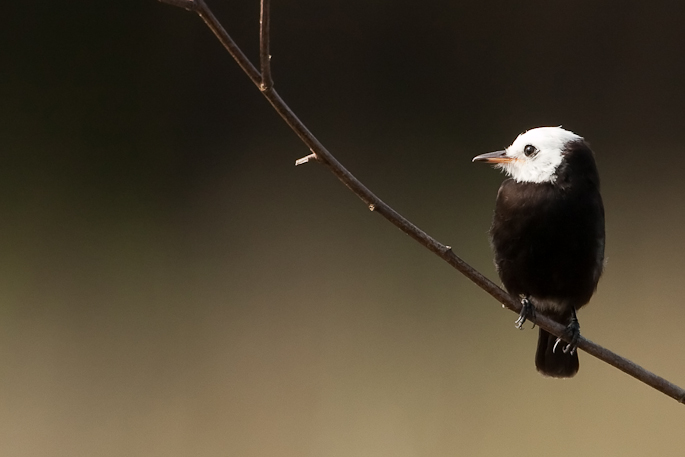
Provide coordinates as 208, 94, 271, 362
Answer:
553, 316, 580, 355
515, 296, 536, 330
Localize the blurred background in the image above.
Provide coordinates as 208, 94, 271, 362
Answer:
1, 0, 685, 455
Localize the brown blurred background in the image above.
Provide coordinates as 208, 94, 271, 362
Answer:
1, 0, 685, 455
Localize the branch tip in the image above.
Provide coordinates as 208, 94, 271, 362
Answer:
295, 153, 318, 166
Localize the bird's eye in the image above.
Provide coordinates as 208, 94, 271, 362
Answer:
523, 145, 537, 157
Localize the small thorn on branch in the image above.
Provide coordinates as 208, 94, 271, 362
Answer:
295, 152, 318, 166
368, 204, 376, 211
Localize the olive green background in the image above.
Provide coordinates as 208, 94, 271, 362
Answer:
1, 0, 685, 455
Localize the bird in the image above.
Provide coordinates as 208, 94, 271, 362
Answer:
472, 126, 605, 378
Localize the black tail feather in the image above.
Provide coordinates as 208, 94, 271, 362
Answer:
535, 328, 579, 378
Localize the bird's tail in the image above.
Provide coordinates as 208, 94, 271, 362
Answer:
535, 328, 579, 378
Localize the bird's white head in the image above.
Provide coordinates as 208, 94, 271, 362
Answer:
473, 127, 583, 183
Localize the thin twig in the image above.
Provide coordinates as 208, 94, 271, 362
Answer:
158, 0, 685, 405
259, 0, 273, 91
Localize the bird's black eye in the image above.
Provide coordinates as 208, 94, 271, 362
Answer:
523, 144, 537, 157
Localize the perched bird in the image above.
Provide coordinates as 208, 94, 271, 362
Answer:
473, 127, 605, 378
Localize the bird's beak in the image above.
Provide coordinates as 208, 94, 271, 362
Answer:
472, 150, 514, 164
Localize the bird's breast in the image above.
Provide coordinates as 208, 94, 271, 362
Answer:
490, 179, 604, 309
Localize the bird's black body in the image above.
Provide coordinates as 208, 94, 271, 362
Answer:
490, 139, 605, 377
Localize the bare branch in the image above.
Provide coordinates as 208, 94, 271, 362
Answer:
259, 0, 273, 91
175, 0, 263, 88
158, 0, 685, 405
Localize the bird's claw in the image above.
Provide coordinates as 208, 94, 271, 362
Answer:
553, 318, 580, 355
515, 297, 536, 330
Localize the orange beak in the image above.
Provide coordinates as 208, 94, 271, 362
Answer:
472, 150, 515, 164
